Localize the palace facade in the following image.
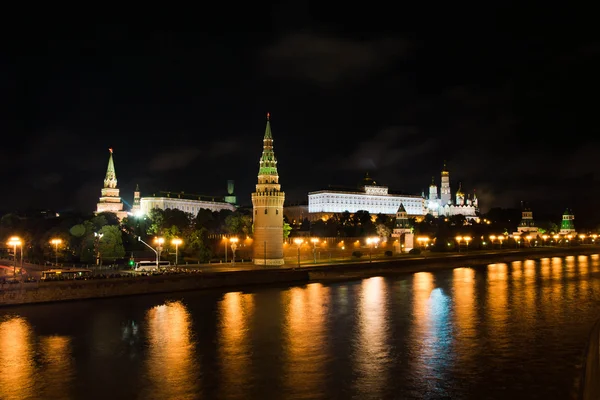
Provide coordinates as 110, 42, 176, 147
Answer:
140, 191, 236, 216
308, 173, 425, 219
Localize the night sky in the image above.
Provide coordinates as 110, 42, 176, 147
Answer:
3, 8, 598, 220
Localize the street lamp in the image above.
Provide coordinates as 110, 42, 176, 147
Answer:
154, 237, 165, 267
50, 238, 62, 266
293, 238, 304, 268
455, 236, 463, 253
230, 237, 239, 265
7, 236, 22, 278
171, 238, 182, 266
463, 236, 472, 251
310, 238, 319, 263
94, 232, 104, 265
366, 237, 380, 262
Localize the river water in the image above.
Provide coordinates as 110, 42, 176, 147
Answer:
1, 254, 600, 399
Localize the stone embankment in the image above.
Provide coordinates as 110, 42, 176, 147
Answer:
1, 247, 598, 307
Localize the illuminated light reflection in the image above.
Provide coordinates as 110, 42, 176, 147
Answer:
410, 272, 451, 386
452, 268, 477, 363
143, 301, 200, 399
284, 283, 328, 399
487, 263, 508, 344
353, 277, 391, 398
39, 336, 74, 398
0, 317, 35, 399
218, 291, 254, 400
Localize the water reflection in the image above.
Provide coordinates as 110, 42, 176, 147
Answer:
0, 317, 35, 400
39, 336, 74, 399
452, 268, 477, 363
487, 263, 508, 350
218, 291, 255, 400
410, 271, 451, 390
353, 277, 390, 399
143, 301, 200, 400
284, 283, 328, 399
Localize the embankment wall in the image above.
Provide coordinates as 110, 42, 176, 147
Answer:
1, 247, 597, 307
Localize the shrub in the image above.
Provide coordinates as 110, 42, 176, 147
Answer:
352, 251, 363, 258
409, 248, 421, 255
384, 250, 393, 257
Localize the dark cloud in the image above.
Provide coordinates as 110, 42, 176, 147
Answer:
148, 148, 202, 172
262, 32, 411, 85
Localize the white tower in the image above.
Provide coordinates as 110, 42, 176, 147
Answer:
440, 161, 451, 206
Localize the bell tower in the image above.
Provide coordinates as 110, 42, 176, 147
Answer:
440, 160, 451, 205
251, 113, 285, 265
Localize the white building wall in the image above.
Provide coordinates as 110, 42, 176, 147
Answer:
308, 190, 425, 216
140, 197, 236, 216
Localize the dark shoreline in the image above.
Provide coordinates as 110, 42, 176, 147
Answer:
1, 246, 598, 308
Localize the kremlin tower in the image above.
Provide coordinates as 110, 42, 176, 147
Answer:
96, 148, 128, 220
251, 113, 285, 265
440, 161, 451, 205
131, 184, 141, 215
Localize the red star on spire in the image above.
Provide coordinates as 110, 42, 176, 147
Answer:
266, 112, 270, 120
109, 148, 113, 153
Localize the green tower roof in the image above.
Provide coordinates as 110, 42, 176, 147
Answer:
397, 203, 406, 213
258, 113, 278, 176
103, 148, 117, 188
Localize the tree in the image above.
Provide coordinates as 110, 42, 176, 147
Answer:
186, 227, 212, 262
283, 222, 292, 239
376, 223, 391, 238
97, 225, 126, 262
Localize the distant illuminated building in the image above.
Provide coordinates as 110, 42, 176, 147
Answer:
559, 208, 576, 235
308, 173, 425, 219
224, 180, 237, 206
425, 162, 479, 220
131, 184, 142, 216
517, 206, 538, 234
251, 113, 285, 265
140, 191, 235, 216
96, 148, 128, 220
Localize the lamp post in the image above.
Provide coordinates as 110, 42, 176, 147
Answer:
464, 236, 472, 252
138, 237, 159, 267
455, 236, 463, 253
94, 232, 104, 266
230, 237, 239, 265
7, 237, 22, 278
50, 238, 62, 266
366, 237, 380, 262
293, 238, 304, 268
171, 238, 182, 266
154, 237, 165, 267
310, 238, 319, 263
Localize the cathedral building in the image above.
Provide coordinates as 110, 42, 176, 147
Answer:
251, 113, 285, 265
96, 148, 128, 220
426, 162, 479, 220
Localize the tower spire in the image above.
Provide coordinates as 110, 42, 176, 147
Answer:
104, 148, 117, 189
264, 112, 272, 140
259, 114, 277, 176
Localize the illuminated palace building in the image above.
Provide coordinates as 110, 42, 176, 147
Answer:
96, 149, 236, 219
304, 164, 479, 221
